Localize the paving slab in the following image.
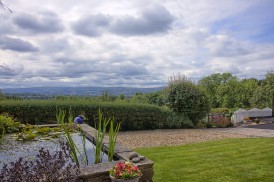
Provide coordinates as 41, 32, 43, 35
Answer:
220, 127, 274, 138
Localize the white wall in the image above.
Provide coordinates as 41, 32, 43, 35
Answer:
231, 107, 272, 124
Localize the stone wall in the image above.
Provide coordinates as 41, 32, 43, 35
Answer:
78, 124, 154, 182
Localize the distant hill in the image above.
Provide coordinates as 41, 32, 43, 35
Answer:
1, 87, 163, 97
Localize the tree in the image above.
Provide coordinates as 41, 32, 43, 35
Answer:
237, 78, 258, 108
199, 73, 236, 108
164, 73, 210, 125
250, 72, 274, 108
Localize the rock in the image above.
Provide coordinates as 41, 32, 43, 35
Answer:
131, 157, 140, 163
139, 155, 145, 160
128, 152, 138, 160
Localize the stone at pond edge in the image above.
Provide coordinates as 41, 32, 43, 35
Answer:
128, 152, 138, 160
139, 155, 145, 160
131, 157, 140, 163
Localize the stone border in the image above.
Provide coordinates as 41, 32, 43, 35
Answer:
78, 124, 154, 182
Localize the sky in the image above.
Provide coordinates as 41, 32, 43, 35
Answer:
0, 0, 274, 88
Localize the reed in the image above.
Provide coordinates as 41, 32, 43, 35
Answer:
94, 109, 110, 164
68, 107, 74, 124
81, 129, 88, 164
57, 108, 88, 167
56, 108, 66, 124
108, 117, 120, 162
62, 124, 88, 167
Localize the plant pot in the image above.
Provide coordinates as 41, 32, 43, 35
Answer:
110, 175, 141, 182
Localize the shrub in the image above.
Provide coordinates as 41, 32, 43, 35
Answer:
0, 100, 172, 131
166, 113, 194, 129
211, 108, 230, 114
0, 114, 23, 134
164, 74, 211, 125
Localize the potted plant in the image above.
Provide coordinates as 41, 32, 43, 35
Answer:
109, 161, 142, 182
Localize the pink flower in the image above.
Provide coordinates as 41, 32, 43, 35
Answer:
133, 166, 138, 171
110, 161, 141, 180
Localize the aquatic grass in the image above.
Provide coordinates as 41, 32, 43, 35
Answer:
62, 124, 87, 167
56, 108, 66, 124
108, 117, 120, 162
57, 108, 88, 167
94, 109, 110, 164
68, 107, 74, 124
81, 129, 88, 164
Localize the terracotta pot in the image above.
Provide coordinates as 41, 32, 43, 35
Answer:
110, 175, 141, 182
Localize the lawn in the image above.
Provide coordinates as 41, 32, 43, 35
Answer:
135, 138, 274, 182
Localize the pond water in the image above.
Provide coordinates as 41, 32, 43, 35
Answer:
0, 133, 109, 169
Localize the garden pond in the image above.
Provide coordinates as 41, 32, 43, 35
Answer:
0, 132, 109, 169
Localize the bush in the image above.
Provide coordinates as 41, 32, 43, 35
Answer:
0, 100, 172, 131
0, 114, 23, 134
166, 113, 194, 129
164, 74, 211, 125
211, 108, 230, 114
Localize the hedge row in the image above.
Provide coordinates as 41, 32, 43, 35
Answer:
0, 100, 173, 131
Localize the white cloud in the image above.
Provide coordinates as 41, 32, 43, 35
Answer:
0, 0, 273, 88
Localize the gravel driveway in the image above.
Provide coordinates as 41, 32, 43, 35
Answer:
117, 128, 251, 149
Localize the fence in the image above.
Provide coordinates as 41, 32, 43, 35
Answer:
231, 107, 272, 124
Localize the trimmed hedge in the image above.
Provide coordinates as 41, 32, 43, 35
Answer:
0, 100, 172, 131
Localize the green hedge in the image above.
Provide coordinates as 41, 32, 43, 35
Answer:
0, 100, 172, 131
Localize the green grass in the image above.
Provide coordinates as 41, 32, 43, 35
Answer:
135, 138, 274, 182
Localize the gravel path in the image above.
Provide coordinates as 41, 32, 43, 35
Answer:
117, 128, 251, 149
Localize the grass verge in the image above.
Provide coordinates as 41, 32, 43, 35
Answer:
135, 138, 274, 182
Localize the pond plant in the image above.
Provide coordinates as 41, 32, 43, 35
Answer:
57, 108, 120, 166
94, 109, 110, 164
108, 116, 120, 162
56, 108, 66, 125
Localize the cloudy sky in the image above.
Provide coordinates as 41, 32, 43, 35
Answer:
0, 0, 274, 88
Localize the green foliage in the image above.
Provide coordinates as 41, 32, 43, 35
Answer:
100, 91, 117, 102
199, 72, 274, 109
250, 72, 274, 108
211, 108, 230, 114
199, 73, 236, 108
62, 124, 84, 167
94, 109, 109, 164
56, 108, 66, 124
0, 114, 23, 134
129, 92, 149, 104
165, 74, 211, 124
0, 100, 171, 131
68, 107, 74, 124
108, 117, 121, 162
166, 113, 194, 129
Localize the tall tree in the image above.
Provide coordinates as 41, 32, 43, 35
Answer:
250, 72, 274, 108
198, 73, 236, 108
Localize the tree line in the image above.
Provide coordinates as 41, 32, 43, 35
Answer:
198, 72, 274, 109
